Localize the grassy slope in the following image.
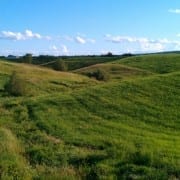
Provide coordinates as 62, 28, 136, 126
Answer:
0, 55, 180, 179
0, 61, 97, 96
0, 127, 32, 179
32, 56, 120, 70
114, 53, 180, 73
74, 63, 153, 81
62, 56, 120, 70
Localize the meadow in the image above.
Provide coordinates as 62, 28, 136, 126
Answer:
0, 53, 179, 179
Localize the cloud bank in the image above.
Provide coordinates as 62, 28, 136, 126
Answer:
105, 34, 180, 52
0, 30, 44, 40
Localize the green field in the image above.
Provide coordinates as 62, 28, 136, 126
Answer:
0, 53, 179, 179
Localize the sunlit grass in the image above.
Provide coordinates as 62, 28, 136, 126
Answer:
0, 55, 179, 179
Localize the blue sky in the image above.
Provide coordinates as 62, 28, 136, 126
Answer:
0, 0, 180, 56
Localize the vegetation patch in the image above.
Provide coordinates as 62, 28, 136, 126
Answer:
86, 68, 110, 81
4, 71, 31, 96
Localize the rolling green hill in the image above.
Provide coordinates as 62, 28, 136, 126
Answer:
0, 54, 179, 179
29, 55, 121, 70
114, 53, 180, 74
74, 63, 153, 81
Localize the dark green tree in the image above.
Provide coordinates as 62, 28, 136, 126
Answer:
23, 53, 32, 64
87, 69, 109, 81
106, 52, 113, 57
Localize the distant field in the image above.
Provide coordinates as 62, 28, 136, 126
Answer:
0, 53, 179, 179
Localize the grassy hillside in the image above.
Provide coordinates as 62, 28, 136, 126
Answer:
28, 55, 121, 70
0, 55, 179, 179
60, 56, 120, 70
0, 61, 97, 96
74, 63, 153, 81
114, 53, 180, 74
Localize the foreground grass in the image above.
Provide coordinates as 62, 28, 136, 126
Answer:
0, 127, 32, 179
0, 56, 180, 179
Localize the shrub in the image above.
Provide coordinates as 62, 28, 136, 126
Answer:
105, 52, 113, 57
87, 69, 109, 81
53, 60, 67, 71
4, 72, 29, 96
117, 164, 168, 179
22, 53, 32, 64
129, 151, 152, 166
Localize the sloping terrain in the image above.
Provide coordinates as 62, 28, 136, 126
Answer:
0, 61, 97, 96
114, 53, 180, 74
0, 54, 179, 179
75, 63, 153, 81
30, 55, 121, 70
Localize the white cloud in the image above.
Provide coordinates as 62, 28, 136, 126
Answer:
24, 30, 41, 39
49, 44, 69, 55
61, 45, 68, 54
74, 35, 96, 44
168, 9, 180, 14
105, 34, 152, 44
75, 36, 86, 44
157, 38, 170, 44
105, 34, 180, 52
55, 34, 96, 44
0, 29, 49, 41
51, 45, 58, 51
140, 42, 164, 51
1, 31, 24, 40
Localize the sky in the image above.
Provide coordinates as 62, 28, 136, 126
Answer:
0, 0, 180, 56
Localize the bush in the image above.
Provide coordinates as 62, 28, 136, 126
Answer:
53, 60, 67, 71
129, 151, 152, 166
87, 69, 109, 81
105, 52, 113, 57
117, 164, 168, 179
22, 53, 32, 64
4, 72, 29, 96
